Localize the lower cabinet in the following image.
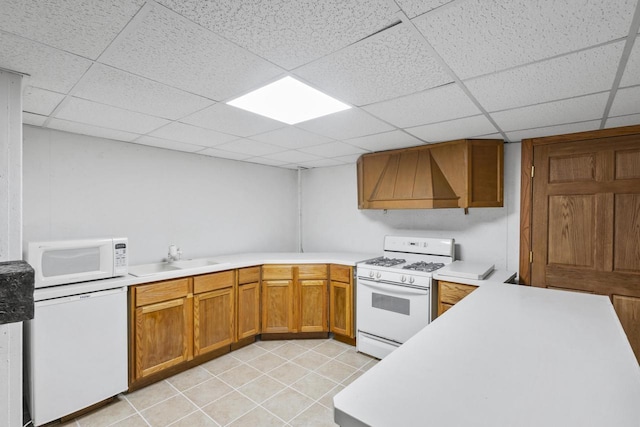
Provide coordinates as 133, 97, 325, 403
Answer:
237, 266, 261, 340
193, 270, 235, 356
329, 264, 354, 338
437, 280, 478, 317
262, 264, 328, 334
132, 278, 193, 380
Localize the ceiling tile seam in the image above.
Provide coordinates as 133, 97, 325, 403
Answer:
0, 28, 95, 62
398, 11, 508, 141
93, 2, 152, 62
502, 118, 611, 135
41, 3, 154, 128
148, 0, 289, 74
42, 116, 144, 137
486, 90, 612, 115
398, 0, 469, 21
599, 0, 640, 128
461, 37, 630, 85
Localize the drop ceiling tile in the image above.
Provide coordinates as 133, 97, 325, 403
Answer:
299, 141, 367, 158
0, 0, 145, 59
466, 42, 624, 112
214, 139, 285, 156
396, 0, 455, 18
244, 157, 289, 167
505, 121, 601, 142
345, 130, 423, 151
197, 147, 253, 161
0, 33, 92, 93
334, 154, 364, 164
55, 97, 171, 134
363, 83, 480, 128
610, 86, 640, 117
134, 135, 204, 153
606, 113, 640, 129
262, 150, 322, 164
150, 122, 238, 148
295, 109, 394, 140
298, 158, 345, 168
23, 87, 65, 116
99, 3, 284, 101
406, 115, 498, 143
181, 103, 284, 137
294, 22, 452, 106
250, 127, 333, 149
47, 118, 142, 142
491, 93, 609, 132
73, 64, 214, 120
414, 0, 636, 79
620, 36, 640, 88
23, 113, 47, 127
156, 0, 399, 70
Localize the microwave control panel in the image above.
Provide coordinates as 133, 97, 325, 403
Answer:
114, 242, 128, 273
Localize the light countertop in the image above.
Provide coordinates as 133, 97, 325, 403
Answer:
334, 283, 640, 427
433, 266, 517, 286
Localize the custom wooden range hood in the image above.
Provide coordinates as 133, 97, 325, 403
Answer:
357, 139, 504, 210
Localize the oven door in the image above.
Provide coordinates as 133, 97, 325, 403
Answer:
356, 278, 430, 344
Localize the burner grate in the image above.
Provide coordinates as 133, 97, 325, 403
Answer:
402, 261, 445, 272
365, 256, 406, 267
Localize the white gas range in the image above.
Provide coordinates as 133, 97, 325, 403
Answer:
356, 236, 454, 359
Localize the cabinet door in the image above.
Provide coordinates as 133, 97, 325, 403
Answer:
262, 280, 294, 333
134, 296, 193, 379
330, 280, 352, 337
194, 287, 234, 356
237, 281, 261, 340
437, 281, 477, 317
300, 279, 328, 332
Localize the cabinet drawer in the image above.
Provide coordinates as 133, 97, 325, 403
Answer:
330, 264, 351, 283
298, 264, 327, 280
238, 266, 260, 284
194, 270, 235, 294
135, 278, 192, 307
262, 265, 293, 280
438, 281, 477, 305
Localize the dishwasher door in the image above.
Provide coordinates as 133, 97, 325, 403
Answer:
25, 286, 128, 426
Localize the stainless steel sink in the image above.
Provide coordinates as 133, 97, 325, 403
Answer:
170, 259, 218, 269
128, 262, 180, 277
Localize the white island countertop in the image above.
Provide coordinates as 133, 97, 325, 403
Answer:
334, 283, 640, 427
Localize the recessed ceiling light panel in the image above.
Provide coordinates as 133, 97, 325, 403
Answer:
227, 76, 351, 125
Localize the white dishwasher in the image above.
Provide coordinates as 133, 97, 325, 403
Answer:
24, 283, 128, 426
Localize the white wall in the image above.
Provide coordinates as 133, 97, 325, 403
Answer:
22, 126, 299, 265
300, 143, 521, 273
0, 69, 24, 427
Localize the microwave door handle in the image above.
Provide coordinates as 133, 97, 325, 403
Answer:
360, 281, 426, 296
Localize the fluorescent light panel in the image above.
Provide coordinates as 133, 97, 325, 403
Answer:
227, 76, 351, 125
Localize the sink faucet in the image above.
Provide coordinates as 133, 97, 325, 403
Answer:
168, 244, 182, 262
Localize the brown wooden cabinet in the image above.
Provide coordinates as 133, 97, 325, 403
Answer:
329, 264, 354, 338
357, 139, 503, 210
131, 278, 193, 381
237, 266, 261, 340
193, 270, 235, 356
261, 264, 328, 335
437, 280, 478, 317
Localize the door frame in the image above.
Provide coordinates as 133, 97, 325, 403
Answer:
519, 124, 640, 286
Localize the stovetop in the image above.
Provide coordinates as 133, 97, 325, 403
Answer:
402, 261, 445, 273
364, 256, 406, 267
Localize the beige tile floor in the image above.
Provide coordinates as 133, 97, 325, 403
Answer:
55, 338, 378, 427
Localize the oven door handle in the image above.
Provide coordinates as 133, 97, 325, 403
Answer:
359, 280, 428, 295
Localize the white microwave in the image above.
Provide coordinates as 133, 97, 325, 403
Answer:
26, 237, 128, 288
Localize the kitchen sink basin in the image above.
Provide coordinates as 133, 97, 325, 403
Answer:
128, 263, 180, 277
170, 259, 218, 269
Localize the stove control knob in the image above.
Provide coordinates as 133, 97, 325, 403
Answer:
409, 276, 415, 284
369, 271, 374, 278
401, 275, 406, 282
375, 272, 381, 279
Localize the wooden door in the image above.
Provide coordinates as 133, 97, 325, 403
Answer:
262, 280, 294, 333
524, 126, 640, 361
299, 279, 328, 332
237, 282, 261, 340
329, 280, 351, 336
134, 296, 193, 379
193, 287, 234, 356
